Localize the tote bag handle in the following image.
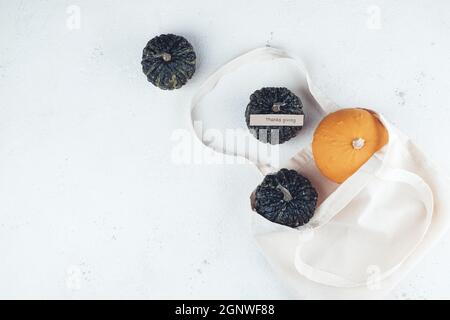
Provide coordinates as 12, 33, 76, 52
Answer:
190, 46, 338, 175
294, 163, 434, 287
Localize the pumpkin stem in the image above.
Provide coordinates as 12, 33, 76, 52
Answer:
159, 52, 172, 62
272, 102, 284, 112
352, 137, 365, 150
277, 185, 293, 202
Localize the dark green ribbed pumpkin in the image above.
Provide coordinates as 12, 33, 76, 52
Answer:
245, 87, 304, 144
254, 169, 318, 228
141, 34, 196, 90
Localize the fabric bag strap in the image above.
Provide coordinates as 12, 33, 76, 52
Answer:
294, 159, 434, 288
190, 47, 338, 174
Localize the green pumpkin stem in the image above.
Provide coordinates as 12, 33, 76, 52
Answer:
272, 102, 284, 112
277, 184, 293, 202
155, 52, 171, 62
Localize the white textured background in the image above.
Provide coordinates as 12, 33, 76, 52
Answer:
0, 0, 449, 299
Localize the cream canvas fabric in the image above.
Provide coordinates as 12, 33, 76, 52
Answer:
190, 47, 450, 299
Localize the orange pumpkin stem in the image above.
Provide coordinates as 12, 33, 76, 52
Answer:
352, 137, 365, 150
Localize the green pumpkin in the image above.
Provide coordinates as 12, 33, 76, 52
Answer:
254, 169, 317, 228
245, 87, 304, 144
141, 34, 196, 90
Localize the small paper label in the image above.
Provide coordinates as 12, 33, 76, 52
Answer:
249, 114, 304, 126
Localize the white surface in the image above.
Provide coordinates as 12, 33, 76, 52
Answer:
0, 0, 449, 299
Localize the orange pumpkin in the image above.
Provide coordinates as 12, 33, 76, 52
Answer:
312, 108, 388, 184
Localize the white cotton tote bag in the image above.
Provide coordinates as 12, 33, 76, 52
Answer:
190, 47, 450, 299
